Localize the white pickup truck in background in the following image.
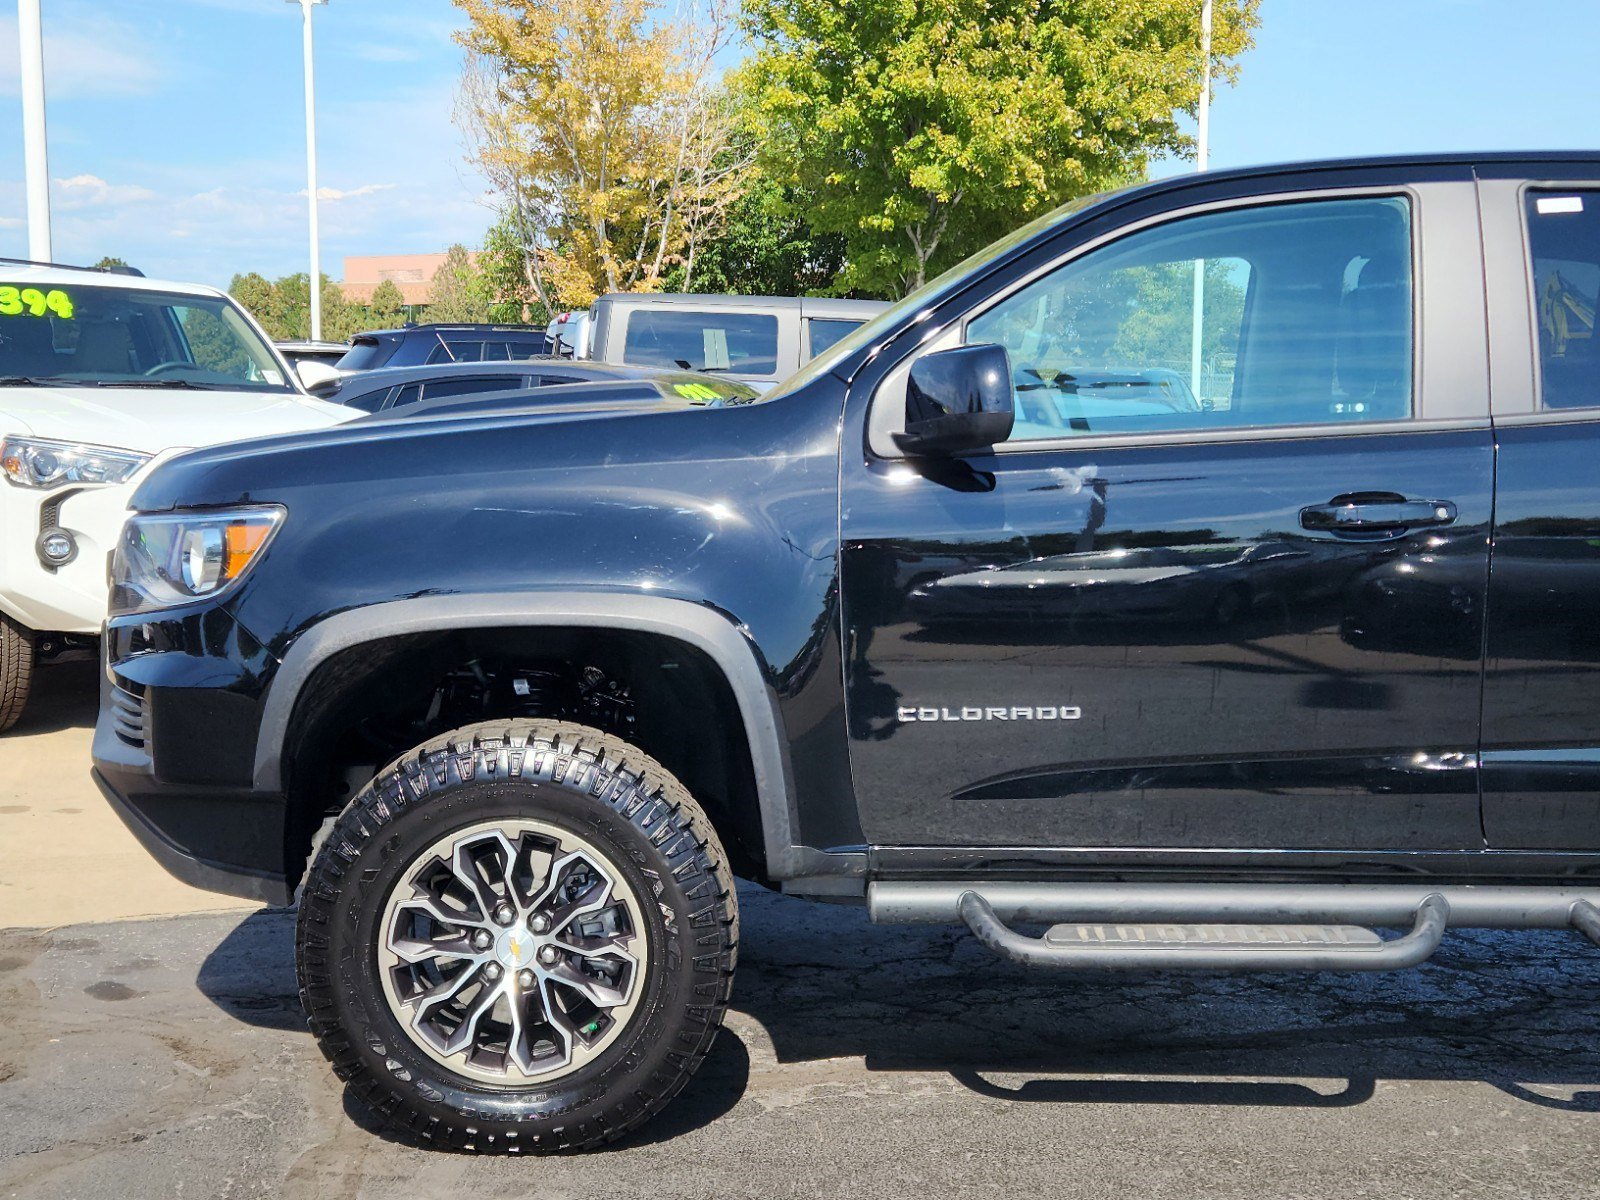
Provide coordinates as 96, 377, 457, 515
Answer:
579, 293, 887, 391
0, 262, 354, 731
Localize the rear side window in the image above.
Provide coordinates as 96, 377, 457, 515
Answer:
340, 385, 393, 413
427, 340, 485, 364
806, 318, 861, 359
622, 310, 779, 375
1526, 191, 1600, 410
421, 375, 516, 400
967, 195, 1414, 442
337, 337, 392, 371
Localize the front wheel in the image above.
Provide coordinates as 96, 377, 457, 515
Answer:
0, 614, 34, 733
296, 720, 738, 1153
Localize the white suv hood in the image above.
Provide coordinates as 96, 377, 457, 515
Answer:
0, 385, 353, 454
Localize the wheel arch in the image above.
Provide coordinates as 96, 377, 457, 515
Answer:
254, 592, 809, 884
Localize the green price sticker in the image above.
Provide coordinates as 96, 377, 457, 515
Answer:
0, 287, 74, 319
673, 382, 723, 403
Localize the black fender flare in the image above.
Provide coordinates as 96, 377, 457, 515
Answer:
251, 591, 826, 880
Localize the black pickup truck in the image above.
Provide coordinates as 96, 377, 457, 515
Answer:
93, 153, 1600, 1152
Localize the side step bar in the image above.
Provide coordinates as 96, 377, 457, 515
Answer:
959, 891, 1448, 972
869, 882, 1600, 973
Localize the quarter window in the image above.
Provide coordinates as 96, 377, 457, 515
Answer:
967, 196, 1414, 442
806, 318, 861, 359
1527, 190, 1600, 410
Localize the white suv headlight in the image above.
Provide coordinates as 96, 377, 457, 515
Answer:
110, 506, 285, 617
1, 436, 151, 489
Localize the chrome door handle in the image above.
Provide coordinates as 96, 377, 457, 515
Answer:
1300, 497, 1457, 535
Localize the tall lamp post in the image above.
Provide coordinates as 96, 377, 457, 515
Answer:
18, 0, 51, 262
1189, 0, 1213, 402
288, 0, 328, 341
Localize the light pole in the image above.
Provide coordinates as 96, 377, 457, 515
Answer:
288, 0, 328, 340
1189, 0, 1212, 402
18, 0, 51, 262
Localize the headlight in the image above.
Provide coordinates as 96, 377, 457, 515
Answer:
1, 436, 151, 489
110, 506, 284, 616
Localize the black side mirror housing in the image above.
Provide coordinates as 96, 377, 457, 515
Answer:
893, 343, 1014, 457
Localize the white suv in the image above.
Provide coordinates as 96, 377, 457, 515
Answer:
0, 263, 354, 731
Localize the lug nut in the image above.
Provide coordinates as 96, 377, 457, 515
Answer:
537, 945, 560, 967
483, 962, 503, 981
472, 929, 493, 951
518, 969, 535, 989
494, 904, 515, 926
528, 913, 552, 934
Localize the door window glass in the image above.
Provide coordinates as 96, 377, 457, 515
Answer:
967, 196, 1414, 441
421, 375, 509, 401
622, 310, 779, 375
806, 318, 862, 359
1526, 191, 1600, 410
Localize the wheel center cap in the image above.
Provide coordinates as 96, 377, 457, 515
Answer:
496, 928, 539, 969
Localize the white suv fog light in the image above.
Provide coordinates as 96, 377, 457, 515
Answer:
36, 526, 77, 567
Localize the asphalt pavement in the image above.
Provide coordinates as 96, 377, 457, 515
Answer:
5, 884, 1600, 1198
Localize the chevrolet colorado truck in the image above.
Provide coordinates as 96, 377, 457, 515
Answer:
94, 154, 1600, 1152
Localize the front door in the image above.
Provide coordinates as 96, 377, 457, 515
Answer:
841, 183, 1494, 852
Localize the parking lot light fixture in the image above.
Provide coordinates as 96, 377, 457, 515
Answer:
287, 0, 328, 341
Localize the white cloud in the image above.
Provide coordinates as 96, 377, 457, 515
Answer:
304, 183, 397, 203
0, 14, 164, 100
53, 173, 157, 209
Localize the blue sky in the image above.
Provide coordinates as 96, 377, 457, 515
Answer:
0, 0, 1597, 288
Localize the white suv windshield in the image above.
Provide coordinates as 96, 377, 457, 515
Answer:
0, 282, 291, 392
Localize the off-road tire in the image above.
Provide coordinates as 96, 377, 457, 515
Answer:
0, 614, 34, 734
296, 719, 739, 1153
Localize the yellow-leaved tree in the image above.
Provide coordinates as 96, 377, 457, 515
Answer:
455, 0, 751, 312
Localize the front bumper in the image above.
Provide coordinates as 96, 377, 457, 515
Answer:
92, 605, 295, 905
0, 479, 135, 634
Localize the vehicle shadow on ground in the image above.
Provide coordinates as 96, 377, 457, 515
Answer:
196, 881, 1600, 1144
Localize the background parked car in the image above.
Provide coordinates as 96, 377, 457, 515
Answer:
584, 293, 887, 390
323, 357, 750, 415
544, 310, 591, 358
274, 339, 349, 370
334, 322, 548, 372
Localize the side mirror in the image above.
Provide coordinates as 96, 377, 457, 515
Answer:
295, 359, 344, 398
893, 343, 1014, 457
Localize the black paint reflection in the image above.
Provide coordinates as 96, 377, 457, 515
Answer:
841, 428, 1494, 851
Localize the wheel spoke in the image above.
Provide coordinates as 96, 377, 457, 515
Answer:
411, 960, 485, 1019
438, 977, 506, 1056
449, 831, 520, 919
540, 953, 632, 1009
529, 850, 614, 932
394, 892, 491, 932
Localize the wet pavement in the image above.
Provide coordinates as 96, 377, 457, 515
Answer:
3, 882, 1600, 1198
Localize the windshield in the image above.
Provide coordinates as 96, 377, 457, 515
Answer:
765, 188, 1120, 400
0, 282, 292, 391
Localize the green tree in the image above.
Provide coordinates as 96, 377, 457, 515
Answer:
477, 215, 551, 324
427, 245, 492, 323
368, 279, 407, 329
743, 0, 1259, 296
89, 256, 132, 272
660, 171, 848, 296
229, 272, 288, 338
